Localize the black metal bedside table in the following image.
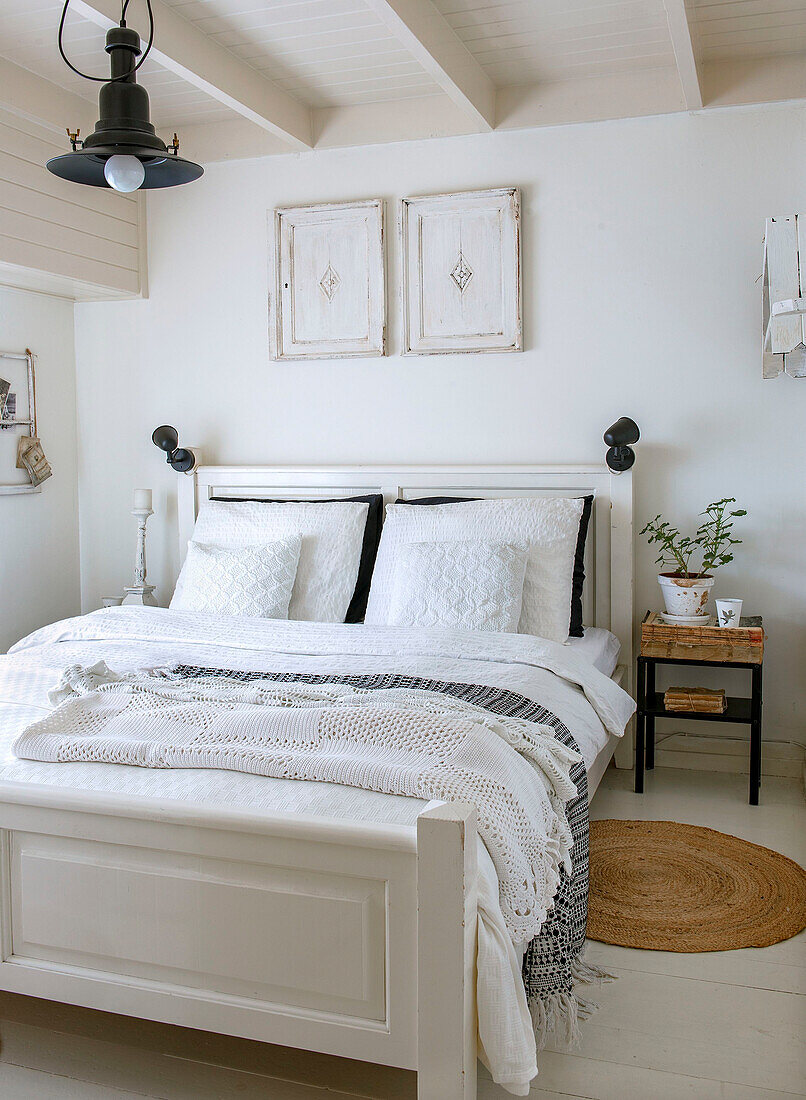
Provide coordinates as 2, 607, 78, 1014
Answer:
636, 617, 764, 805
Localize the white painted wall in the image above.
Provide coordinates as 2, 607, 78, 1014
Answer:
0, 287, 80, 652
74, 102, 806, 741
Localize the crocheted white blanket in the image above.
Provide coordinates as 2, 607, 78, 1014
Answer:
15, 662, 582, 945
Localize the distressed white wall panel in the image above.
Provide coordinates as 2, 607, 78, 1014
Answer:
764, 215, 800, 354
402, 188, 521, 354
762, 213, 806, 378
273, 199, 386, 359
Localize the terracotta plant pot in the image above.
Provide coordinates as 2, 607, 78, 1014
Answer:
658, 572, 715, 617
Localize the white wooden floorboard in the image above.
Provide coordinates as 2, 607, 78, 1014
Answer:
524, 1055, 802, 1099
0, 1019, 366, 1099
478, 1080, 591, 1100
544, 967, 803, 1094
525, 766, 806, 1100
0, 1061, 152, 1098
587, 936, 806, 994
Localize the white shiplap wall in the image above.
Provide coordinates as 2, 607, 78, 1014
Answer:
0, 108, 144, 299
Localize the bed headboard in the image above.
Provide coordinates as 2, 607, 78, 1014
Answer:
178, 463, 633, 677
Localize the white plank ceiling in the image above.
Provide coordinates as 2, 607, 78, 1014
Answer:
165, 0, 443, 107
1, 0, 806, 157
434, 0, 676, 85
0, 0, 234, 125
689, 0, 806, 62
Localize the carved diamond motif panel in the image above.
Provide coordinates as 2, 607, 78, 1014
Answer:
273, 199, 386, 360
450, 253, 473, 293
319, 265, 341, 302
402, 189, 522, 355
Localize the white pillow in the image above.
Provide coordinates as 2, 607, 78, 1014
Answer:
365, 497, 585, 643
388, 541, 528, 632
175, 499, 369, 622
170, 538, 300, 619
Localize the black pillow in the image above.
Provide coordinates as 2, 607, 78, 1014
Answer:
210, 494, 383, 624
396, 496, 477, 506
394, 494, 594, 637
569, 495, 593, 638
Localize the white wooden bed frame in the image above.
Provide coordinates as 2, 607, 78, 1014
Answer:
0, 463, 633, 1099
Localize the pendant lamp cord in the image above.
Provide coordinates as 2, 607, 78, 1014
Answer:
58, 0, 154, 82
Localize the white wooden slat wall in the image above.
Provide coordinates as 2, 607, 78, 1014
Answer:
0, 109, 144, 299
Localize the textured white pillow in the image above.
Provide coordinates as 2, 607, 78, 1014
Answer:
388, 541, 528, 632
175, 499, 369, 622
170, 539, 301, 619
365, 497, 585, 643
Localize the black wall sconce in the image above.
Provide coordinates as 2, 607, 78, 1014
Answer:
603, 417, 640, 472
152, 425, 198, 473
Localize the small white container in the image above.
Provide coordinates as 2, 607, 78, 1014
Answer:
101, 596, 124, 608
658, 573, 715, 617
716, 598, 743, 628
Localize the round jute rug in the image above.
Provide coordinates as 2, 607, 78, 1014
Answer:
588, 819, 806, 952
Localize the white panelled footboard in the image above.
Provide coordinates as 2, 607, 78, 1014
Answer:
0, 783, 477, 1099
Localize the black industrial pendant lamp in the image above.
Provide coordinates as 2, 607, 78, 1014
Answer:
46, 0, 203, 192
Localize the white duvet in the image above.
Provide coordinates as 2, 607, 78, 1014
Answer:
0, 608, 634, 1095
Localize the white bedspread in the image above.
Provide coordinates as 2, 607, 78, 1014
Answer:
0, 608, 635, 1095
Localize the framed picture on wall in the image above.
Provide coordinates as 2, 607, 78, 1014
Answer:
271, 198, 386, 360
401, 188, 522, 355
0, 349, 48, 495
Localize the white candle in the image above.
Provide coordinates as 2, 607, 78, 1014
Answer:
134, 488, 152, 511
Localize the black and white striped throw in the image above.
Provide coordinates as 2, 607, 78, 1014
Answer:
169, 664, 610, 1045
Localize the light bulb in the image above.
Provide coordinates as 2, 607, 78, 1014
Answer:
103, 154, 145, 192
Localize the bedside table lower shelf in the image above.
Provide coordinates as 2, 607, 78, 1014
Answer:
644, 692, 752, 723
636, 655, 763, 805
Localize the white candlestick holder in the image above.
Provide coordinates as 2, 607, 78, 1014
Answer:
121, 507, 157, 606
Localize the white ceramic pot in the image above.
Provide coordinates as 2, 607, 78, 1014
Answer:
658, 573, 715, 617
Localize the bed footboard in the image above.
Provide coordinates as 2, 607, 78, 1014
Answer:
0, 783, 478, 1100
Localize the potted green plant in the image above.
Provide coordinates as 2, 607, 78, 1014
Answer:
641, 499, 746, 618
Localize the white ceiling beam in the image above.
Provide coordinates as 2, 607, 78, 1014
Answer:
663, 0, 703, 109
69, 0, 313, 149
186, 69, 687, 165
364, 0, 496, 131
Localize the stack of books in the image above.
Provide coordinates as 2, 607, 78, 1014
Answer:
664, 687, 727, 714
